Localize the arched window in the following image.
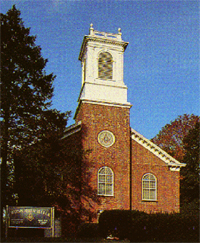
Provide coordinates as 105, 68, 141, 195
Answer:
142, 173, 157, 201
98, 52, 113, 80
98, 166, 114, 196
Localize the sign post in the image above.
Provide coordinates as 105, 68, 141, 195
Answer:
51, 207, 55, 237
5, 205, 8, 239
5, 206, 55, 238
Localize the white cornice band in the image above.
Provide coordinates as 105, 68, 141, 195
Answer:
74, 99, 132, 120
79, 36, 128, 61
131, 128, 186, 171
62, 121, 82, 139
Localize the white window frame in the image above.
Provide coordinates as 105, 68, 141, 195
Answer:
97, 166, 114, 196
142, 173, 157, 201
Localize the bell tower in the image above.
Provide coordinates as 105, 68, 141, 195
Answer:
63, 24, 186, 223
76, 23, 131, 110
75, 25, 132, 222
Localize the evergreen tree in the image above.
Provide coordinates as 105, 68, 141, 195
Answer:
14, 109, 71, 207
1, 5, 68, 213
1, 6, 98, 236
14, 129, 99, 232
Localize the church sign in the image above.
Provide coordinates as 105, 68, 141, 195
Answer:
5, 206, 55, 237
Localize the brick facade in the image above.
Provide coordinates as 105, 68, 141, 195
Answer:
75, 102, 131, 220
131, 139, 180, 213
62, 26, 185, 223
63, 101, 183, 223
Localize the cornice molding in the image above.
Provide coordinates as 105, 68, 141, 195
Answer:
79, 35, 129, 61
81, 99, 132, 108
74, 99, 132, 120
62, 121, 82, 139
77, 81, 128, 103
131, 128, 186, 171
84, 79, 128, 89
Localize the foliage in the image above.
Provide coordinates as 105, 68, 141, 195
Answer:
1, 7, 100, 236
151, 114, 199, 161
1, 4, 56, 146
14, 109, 70, 207
180, 122, 200, 210
14, 134, 100, 236
99, 210, 147, 239
0, 7, 74, 239
99, 210, 199, 242
151, 115, 199, 214
76, 223, 100, 238
1, 5, 57, 208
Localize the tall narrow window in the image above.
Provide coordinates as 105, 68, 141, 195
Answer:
142, 173, 157, 201
98, 166, 114, 196
98, 52, 113, 80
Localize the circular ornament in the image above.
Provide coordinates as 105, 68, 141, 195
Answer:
98, 130, 115, 148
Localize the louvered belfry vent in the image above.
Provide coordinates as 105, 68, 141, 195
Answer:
98, 52, 113, 80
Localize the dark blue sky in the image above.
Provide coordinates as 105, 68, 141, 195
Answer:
2, 0, 199, 139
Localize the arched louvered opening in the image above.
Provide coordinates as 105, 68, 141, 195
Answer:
98, 52, 113, 80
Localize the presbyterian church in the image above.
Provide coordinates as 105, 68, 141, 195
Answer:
62, 25, 185, 223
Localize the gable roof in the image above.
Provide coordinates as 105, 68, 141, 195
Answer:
131, 128, 186, 171
62, 122, 186, 171
61, 121, 82, 139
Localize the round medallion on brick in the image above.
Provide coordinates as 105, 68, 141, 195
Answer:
98, 130, 115, 148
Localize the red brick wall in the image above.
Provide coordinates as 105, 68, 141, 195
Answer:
131, 139, 180, 213
75, 102, 131, 221
63, 101, 181, 223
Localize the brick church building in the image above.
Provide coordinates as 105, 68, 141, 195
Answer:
62, 24, 185, 223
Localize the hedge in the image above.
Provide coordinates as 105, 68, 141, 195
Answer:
99, 210, 199, 242
76, 223, 100, 238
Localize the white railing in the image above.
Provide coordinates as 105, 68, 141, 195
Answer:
89, 24, 122, 40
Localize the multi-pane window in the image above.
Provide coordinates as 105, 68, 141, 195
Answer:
142, 173, 157, 201
98, 52, 113, 80
98, 166, 114, 196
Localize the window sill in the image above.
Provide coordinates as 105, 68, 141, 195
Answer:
97, 78, 116, 82
142, 200, 158, 202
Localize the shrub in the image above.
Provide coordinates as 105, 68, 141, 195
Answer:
99, 210, 199, 242
76, 223, 99, 238
99, 210, 147, 239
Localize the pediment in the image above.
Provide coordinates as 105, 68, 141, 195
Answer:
131, 128, 186, 171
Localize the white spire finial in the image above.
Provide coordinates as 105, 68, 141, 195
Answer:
90, 23, 94, 35
118, 28, 122, 40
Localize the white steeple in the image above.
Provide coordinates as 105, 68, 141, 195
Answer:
77, 24, 131, 108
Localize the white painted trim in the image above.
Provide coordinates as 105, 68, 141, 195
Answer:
74, 99, 132, 120
97, 166, 114, 197
170, 167, 181, 172
79, 36, 128, 61
98, 130, 115, 148
61, 121, 82, 139
142, 173, 157, 201
81, 99, 132, 108
131, 128, 186, 169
